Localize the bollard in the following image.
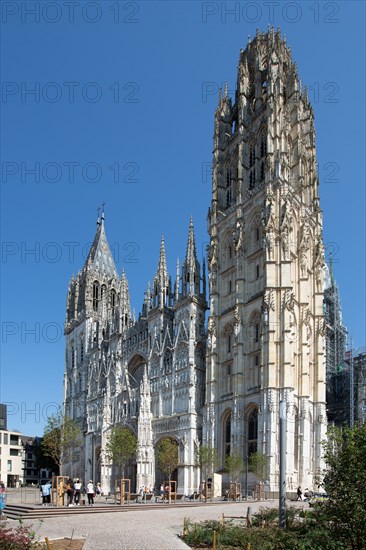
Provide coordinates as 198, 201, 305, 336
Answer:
246, 543, 251, 550
247, 505, 252, 528
221, 512, 225, 526
213, 529, 217, 550
194, 523, 197, 548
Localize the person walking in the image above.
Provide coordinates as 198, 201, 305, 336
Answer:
41, 481, 51, 506
74, 479, 82, 505
296, 486, 302, 501
86, 480, 95, 506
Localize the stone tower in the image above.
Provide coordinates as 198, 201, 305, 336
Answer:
204, 28, 326, 491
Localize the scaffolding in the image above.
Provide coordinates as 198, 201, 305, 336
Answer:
324, 259, 350, 426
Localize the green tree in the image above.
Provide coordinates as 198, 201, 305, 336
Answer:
42, 410, 82, 475
318, 424, 366, 549
248, 452, 267, 482
225, 453, 244, 482
34, 437, 59, 475
105, 426, 137, 477
195, 445, 219, 483
157, 438, 179, 492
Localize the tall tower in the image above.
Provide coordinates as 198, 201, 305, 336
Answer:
204, 29, 326, 491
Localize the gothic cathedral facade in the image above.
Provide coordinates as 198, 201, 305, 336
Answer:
64, 29, 326, 494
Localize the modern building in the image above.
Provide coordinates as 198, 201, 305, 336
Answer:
0, 429, 24, 488
0, 405, 53, 487
64, 29, 327, 495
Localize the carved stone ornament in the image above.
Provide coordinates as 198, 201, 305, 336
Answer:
263, 289, 275, 311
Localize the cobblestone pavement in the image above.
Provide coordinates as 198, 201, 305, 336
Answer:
8, 500, 308, 550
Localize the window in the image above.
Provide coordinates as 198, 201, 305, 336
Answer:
7, 460, 12, 472
228, 280, 232, 295
248, 408, 258, 456
80, 340, 84, 362
260, 161, 265, 181
71, 346, 75, 368
249, 169, 255, 189
260, 134, 267, 157
3, 434, 8, 445
249, 144, 255, 167
256, 228, 259, 241
224, 414, 231, 458
92, 281, 99, 311
227, 335, 231, 354
10, 449, 18, 456
255, 323, 259, 343
111, 289, 116, 314
256, 265, 260, 279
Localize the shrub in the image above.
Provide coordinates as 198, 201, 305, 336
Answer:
0, 522, 35, 550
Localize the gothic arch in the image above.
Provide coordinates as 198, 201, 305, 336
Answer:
221, 408, 232, 462
221, 230, 234, 269
245, 403, 259, 457
128, 353, 147, 389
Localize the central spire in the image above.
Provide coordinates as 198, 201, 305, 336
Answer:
152, 235, 170, 309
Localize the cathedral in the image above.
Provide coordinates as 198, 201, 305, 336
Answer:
64, 29, 326, 495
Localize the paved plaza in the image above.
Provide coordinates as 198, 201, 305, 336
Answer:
4, 493, 309, 550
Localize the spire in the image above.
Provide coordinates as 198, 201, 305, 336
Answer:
329, 252, 335, 285
175, 258, 180, 301
85, 209, 118, 279
152, 235, 170, 309
118, 268, 131, 329
186, 216, 198, 267
182, 217, 201, 297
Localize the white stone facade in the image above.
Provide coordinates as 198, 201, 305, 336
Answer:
64, 29, 326, 495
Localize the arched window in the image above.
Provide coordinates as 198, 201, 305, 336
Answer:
101, 285, 106, 300
93, 281, 99, 311
260, 134, 267, 157
260, 161, 265, 181
71, 345, 75, 368
111, 289, 116, 314
248, 407, 258, 456
249, 143, 255, 167
223, 413, 231, 459
80, 339, 84, 362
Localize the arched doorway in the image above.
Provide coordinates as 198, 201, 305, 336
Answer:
155, 437, 179, 490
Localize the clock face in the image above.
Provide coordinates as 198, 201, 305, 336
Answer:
102, 243, 108, 252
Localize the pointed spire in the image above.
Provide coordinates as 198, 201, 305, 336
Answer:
158, 234, 168, 276
329, 252, 334, 284
119, 268, 131, 327
153, 235, 170, 309
182, 217, 201, 298
175, 258, 180, 301
186, 216, 198, 267
85, 210, 118, 279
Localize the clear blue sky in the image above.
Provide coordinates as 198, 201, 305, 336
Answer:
1, 1, 365, 435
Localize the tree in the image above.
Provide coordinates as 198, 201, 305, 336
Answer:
225, 453, 244, 482
318, 424, 366, 549
105, 426, 137, 478
33, 437, 59, 475
195, 445, 219, 483
157, 438, 179, 500
42, 410, 82, 475
248, 452, 267, 482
